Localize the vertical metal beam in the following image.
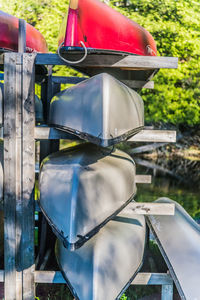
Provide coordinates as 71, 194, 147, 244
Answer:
37, 69, 59, 269
161, 284, 173, 300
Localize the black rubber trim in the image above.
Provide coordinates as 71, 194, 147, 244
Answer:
49, 124, 144, 147
60, 47, 139, 57
38, 191, 137, 251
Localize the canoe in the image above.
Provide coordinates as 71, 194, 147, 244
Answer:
39, 143, 137, 250
147, 198, 200, 300
49, 73, 144, 147
0, 10, 48, 53
58, 0, 157, 57
55, 205, 146, 300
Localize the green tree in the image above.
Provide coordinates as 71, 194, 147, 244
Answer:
1, 0, 199, 125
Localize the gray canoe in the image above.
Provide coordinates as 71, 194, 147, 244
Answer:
39, 143, 137, 250
147, 198, 200, 300
49, 73, 144, 147
55, 204, 146, 300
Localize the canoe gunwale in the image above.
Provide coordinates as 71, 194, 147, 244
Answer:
60, 46, 141, 57
146, 216, 186, 300
49, 124, 144, 147
38, 192, 137, 251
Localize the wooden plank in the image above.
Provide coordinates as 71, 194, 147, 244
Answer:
121, 80, 154, 89
120, 202, 175, 216
34, 171, 151, 184
128, 130, 176, 143
4, 52, 23, 300
132, 273, 173, 285
135, 175, 152, 184
0, 270, 175, 289
34, 271, 65, 284
51, 76, 154, 89
0, 54, 4, 65
33, 271, 173, 285
161, 284, 173, 300
18, 19, 26, 53
35, 53, 178, 69
34, 127, 176, 143
34, 126, 79, 140
34, 201, 174, 215
52, 76, 87, 84
4, 53, 36, 300
21, 53, 36, 299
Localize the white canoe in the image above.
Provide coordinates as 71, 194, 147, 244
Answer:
55, 204, 146, 300
49, 73, 144, 147
148, 197, 200, 300
39, 143, 137, 250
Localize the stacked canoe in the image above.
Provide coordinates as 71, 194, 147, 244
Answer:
39, 71, 147, 298
0, 10, 48, 53
38, 0, 156, 298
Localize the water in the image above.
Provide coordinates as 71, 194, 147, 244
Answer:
136, 171, 200, 218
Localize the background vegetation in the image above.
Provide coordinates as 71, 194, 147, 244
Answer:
0, 0, 199, 126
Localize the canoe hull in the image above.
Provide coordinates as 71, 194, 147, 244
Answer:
0, 10, 48, 53
39, 143, 137, 249
55, 206, 146, 300
147, 198, 200, 300
58, 0, 157, 56
49, 73, 144, 147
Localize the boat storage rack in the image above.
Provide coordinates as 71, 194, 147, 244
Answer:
0, 19, 178, 300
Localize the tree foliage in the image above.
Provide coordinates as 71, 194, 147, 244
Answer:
0, 0, 199, 125
109, 0, 200, 126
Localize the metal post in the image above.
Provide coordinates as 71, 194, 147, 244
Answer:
37, 68, 60, 269
18, 19, 26, 53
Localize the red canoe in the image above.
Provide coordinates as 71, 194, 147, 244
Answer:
0, 10, 48, 53
58, 0, 157, 56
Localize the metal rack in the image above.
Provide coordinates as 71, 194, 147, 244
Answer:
0, 36, 178, 299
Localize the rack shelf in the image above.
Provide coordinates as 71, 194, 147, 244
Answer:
0, 48, 178, 300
